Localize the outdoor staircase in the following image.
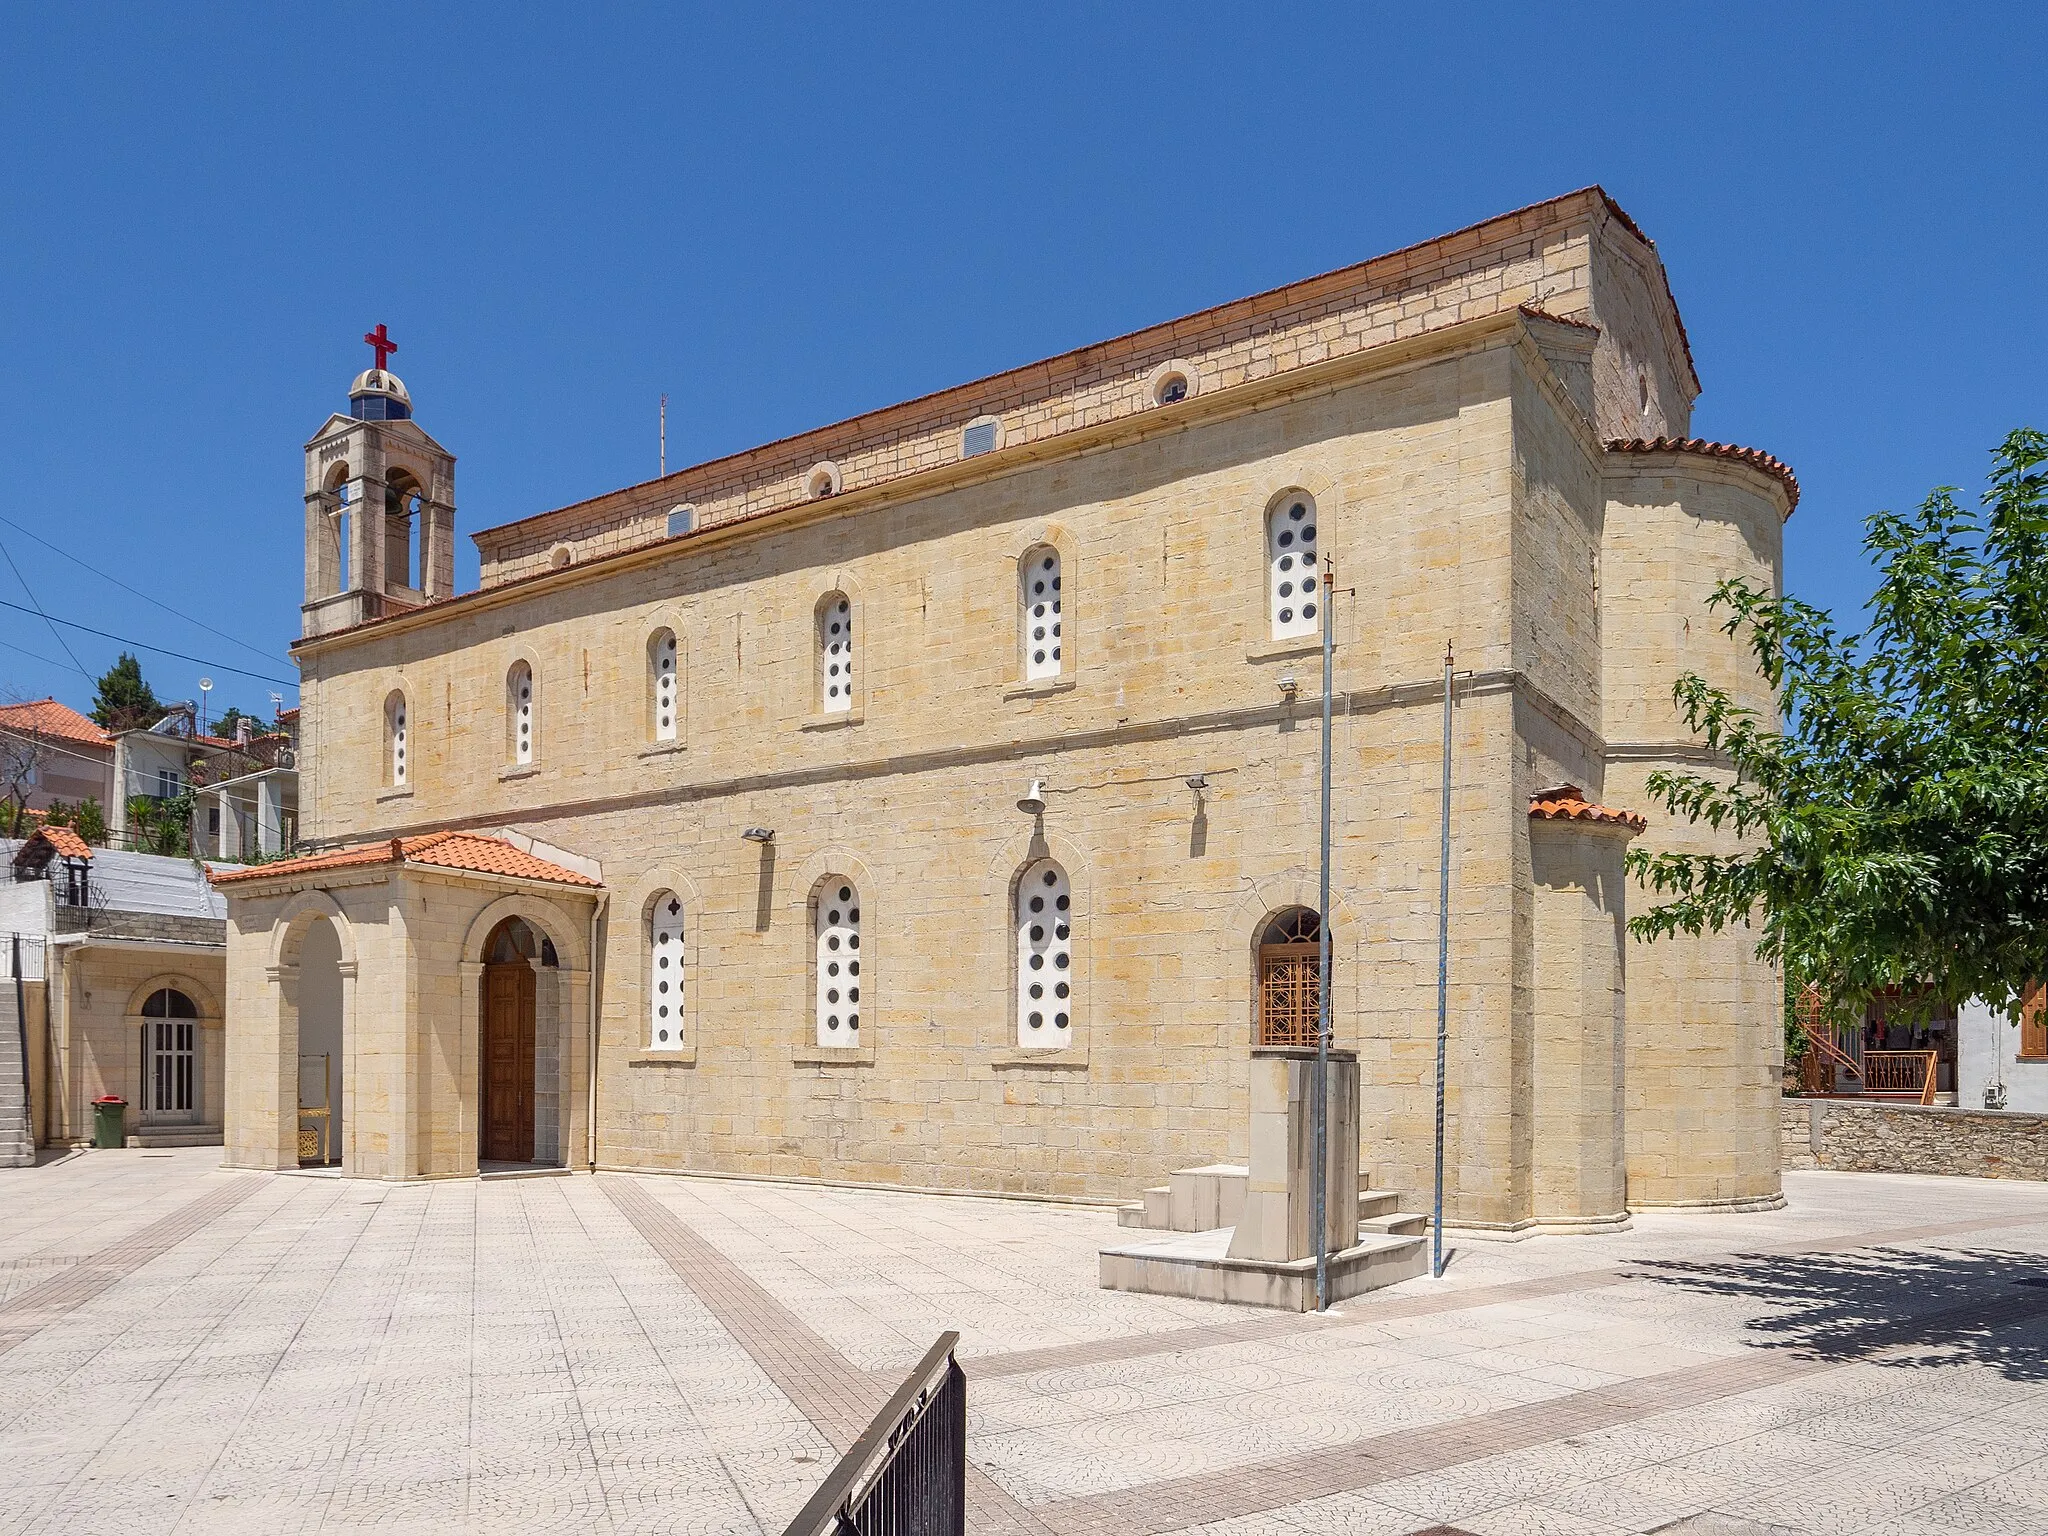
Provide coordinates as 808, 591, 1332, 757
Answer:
1115, 1163, 1428, 1240
0, 982, 33, 1168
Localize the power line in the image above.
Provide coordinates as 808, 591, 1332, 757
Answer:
0, 538, 93, 680
0, 512, 286, 666
0, 599, 297, 686
0, 636, 79, 674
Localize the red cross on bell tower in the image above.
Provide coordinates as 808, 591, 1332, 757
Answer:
363, 323, 398, 371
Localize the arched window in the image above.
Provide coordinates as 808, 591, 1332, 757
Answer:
1021, 547, 1064, 681
1266, 493, 1322, 641
1256, 908, 1324, 1048
649, 629, 679, 743
385, 690, 409, 787
1015, 858, 1072, 1049
507, 662, 534, 765
814, 877, 862, 1047
648, 891, 685, 1050
819, 594, 854, 713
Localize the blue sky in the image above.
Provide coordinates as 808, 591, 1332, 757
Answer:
2, 5, 2041, 722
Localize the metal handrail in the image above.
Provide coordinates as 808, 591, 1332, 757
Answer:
782, 1331, 964, 1536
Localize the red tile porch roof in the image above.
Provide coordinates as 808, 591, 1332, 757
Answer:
208, 830, 600, 889
1529, 785, 1648, 834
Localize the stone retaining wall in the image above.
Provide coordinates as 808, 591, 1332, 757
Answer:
1781, 1097, 2048, 1182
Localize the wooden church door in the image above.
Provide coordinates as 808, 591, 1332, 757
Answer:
481, 961, 535, 1163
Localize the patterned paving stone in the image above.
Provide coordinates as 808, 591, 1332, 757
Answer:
2, 1153, 2047, 1534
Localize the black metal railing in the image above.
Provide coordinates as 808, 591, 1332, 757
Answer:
782, 1331, 966, 1536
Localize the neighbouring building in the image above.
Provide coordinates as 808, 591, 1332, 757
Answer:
2, 826, 231, 1152
0, 698, 114, 822
1959, 989, 2048, 1113
212, 188, 1794, 1231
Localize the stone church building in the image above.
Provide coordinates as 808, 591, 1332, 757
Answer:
214, 187, 1795, 1235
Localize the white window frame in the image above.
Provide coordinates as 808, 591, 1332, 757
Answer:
508, 662, 534, 765
814, 877, 863, 1047
1015, 858, 1073, 1049
1266, 493, 1323, 641
819, 594, 854, 714
650, 629, 679, 743
1021, 546, 1064, 681
647, 891, 685, 1050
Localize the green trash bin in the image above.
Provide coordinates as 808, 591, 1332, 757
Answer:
91, 1095, 127, 1150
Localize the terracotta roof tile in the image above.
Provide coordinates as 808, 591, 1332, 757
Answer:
31, 825, 93, 860
209, 831, 599, 889
1529, 784, 1647, 833
1606, 436, 1801, 515
1518, 303, 1600, 334
0, 698, 110, 748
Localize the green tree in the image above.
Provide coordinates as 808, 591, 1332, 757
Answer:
125, 792, 193, 858
90, 653, 161, 732
1628, 428, 2048, 1028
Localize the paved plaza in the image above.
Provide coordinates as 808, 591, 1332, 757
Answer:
2, 1153, 2046, 1535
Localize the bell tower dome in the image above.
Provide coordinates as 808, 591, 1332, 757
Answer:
302, 325, 456, 638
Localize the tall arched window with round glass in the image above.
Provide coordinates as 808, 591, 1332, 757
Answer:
1016, 859, 1072, 1049
508, 662, 534, 764
820, 595, 853, 712
650, 630, 678, 742
814, 879, 863, 1047
648, 893, 684, 1050
1022, 547, 1063, 680
386, 691, 408, 787
1267, 495, 1322, 641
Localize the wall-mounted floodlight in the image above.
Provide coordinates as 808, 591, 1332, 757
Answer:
1276, 673, 1300, 699
1184, 773, 1208, 791
1016, 779, 1047, 816
742, 827, 775, 843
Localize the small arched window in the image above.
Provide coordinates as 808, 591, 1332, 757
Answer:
1015, 858, 1072, 1049
385, 690, 409, 787
507, 661, 534, 765
1266, 493, 1322, 641
649, 629, 679, 743
814, 878, 863, 1047
648, 891, 684, 1050
819, 594, 854, 713
142, 987, 198, 1018
1021, 547, 1064, 681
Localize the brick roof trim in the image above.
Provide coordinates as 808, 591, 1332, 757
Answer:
1528, 785, 1647, 834
473, 186, 1665, 549
208, 830, 601, 889
0, 698, 111, 748
1606, 436, 1801, 515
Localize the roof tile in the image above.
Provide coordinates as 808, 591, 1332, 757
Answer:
0, 698, 110, 748
1529, 784, 1647, 834
209, 831, 599, 889
1606, 436, 1801, 514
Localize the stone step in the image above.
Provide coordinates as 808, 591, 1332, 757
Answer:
1167, 1163, 1248, 1233
1360, 1211, 1428, 1237
1115, 1203, 1151, 1229
132, 1126, 224, 1149
1142, 1186, 1171, 1228
1359, 1189, 1399, 1220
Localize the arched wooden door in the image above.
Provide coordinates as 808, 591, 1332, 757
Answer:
480, 919, 538, 1164
1257, 908, 1324, 1049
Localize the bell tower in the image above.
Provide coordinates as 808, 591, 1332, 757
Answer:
302, 326, 457, 638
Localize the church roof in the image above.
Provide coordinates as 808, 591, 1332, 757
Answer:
1529, 785, 1647, 833
208, 830, 601, 889
0, 698, 110, 749
1606, 436, 1802, 514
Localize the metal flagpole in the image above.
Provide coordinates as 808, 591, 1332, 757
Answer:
1432, 642, 1453, 1279
1313, 556, 1335, 1312
660, 395, 667, 478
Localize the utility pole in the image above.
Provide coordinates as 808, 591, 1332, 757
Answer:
1432, 641, 1454, 1279
1312, 554, 1339, 1312
660, 395, 667, 478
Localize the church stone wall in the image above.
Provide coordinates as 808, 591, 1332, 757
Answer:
263, 250, 1789, 1217
1601, 456, 1790, 1208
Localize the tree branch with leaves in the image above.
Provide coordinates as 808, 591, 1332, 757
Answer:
1628, 428, 2048, 1029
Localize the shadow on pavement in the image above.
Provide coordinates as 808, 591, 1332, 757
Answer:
1627, 1244, 2048, 1380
